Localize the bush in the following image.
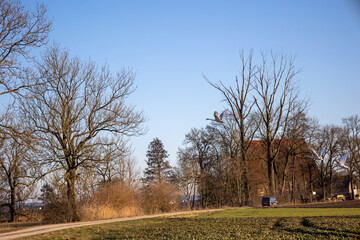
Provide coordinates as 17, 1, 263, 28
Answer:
39, 183, 72, 223
140, 182, 181, 214
80, 182, 142, 220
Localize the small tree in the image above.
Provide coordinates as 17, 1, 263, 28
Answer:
176, 148, 199, 210
183, 128, 215, 208
144, 138, 173, 184
0, 111, 36, 222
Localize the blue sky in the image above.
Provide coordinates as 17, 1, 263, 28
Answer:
23, 0, 360, 170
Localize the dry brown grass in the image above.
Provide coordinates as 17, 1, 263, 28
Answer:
81, 205, 142, 220
80, 182, 143, 220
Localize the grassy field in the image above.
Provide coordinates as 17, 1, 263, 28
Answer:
0, 222, 44, 234
25, 208, 360, 239
203, 207, 360, 218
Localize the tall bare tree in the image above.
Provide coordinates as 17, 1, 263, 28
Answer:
206, 50, 258, 205
0, 0, 52, 95
253, 52, 303, 195
315, 125, 342, 200
342, 115, 360, 199
280, 110, 310, 203
302, 117, 321, 202
18, 46, 146, 222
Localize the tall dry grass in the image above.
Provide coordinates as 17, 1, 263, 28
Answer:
80, 182, 143, 220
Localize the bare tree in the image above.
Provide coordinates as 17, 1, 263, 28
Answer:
205, 50, 258, 205
316, 125, 343, 200
342, 115, 360, 199
95, 137, 129, 183
0, 0, 52, 95
117, 155, 140, 188
183, 128, 214, 207
280, 110, 311, 203
0, 113, 36, 222
94, 137, 139, 187
302, 117, 321, 202
253, 51, 303, 195
18, 46, 146, 222
176, 147, 199, 210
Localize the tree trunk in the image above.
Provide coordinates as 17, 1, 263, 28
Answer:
291, 156, 296, 204
268, 158, 276, 195
10, 186, 16, 222
281, 166, 288, 195
329, 168, 333, 199
266, 140, 276, 196
291, 164, 295, 204
309, 164, 314, 202
350, 178, 354, 200
66, 168, 80, 222
242, 166, 249, 205
191, 185, 196, 210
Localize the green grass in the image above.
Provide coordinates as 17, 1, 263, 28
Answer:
203, 207, 360, 218
0, 222, 44, 234
27, 208, 360, 240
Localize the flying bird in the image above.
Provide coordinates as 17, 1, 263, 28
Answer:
305, 148, 325, 161
206, 109, 228, 123
335, 152, 350, 169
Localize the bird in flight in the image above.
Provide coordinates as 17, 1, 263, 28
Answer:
335, 152, 350, 169
206, 109, 228, 123
305, 148, 325, 161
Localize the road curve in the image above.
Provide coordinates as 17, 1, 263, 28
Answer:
0, 209, 220, 240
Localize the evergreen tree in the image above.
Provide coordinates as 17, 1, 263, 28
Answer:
144, 138, 173, 183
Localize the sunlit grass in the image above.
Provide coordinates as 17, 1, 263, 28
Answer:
27, 208, 360, 239
203, 208, 360, 218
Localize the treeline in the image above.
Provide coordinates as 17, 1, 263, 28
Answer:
176, 115, 360, 208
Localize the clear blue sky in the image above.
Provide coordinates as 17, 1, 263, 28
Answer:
24, 0, 360, 170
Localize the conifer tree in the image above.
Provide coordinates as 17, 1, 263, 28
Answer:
144, 138, 173, 183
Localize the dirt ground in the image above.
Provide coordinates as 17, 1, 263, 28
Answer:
279, 199, 360, 208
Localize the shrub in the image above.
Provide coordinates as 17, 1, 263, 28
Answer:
80, 182, 142, 220
140, 182, 182, 214
39, 183, 72, 223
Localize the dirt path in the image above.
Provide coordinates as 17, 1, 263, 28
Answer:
0, 209, 220, 240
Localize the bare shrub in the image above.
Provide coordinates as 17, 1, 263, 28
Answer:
140, 182, 182, 214
80, 182, 142, 220
39, 183, 71, 223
